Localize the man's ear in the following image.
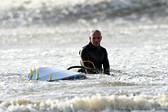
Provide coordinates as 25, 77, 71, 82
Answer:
100, 36, 102, 40
89, 37, 91, 41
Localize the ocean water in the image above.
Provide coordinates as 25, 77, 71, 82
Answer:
0, 0, 168, 112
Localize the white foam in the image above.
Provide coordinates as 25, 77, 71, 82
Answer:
1, 94, 168, 111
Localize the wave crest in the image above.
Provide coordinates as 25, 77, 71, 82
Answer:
1, 94, 168, 112
0, 0, 168, 27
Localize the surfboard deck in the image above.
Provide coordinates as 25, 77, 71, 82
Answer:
27, 67, 87, 81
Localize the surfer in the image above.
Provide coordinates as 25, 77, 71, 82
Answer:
80, 30, 110, 75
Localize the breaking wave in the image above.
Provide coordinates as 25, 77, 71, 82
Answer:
0, 0, 168, 27
1, 94, 168, 112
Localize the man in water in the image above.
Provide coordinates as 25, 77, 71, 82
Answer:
80, 30, 110, 75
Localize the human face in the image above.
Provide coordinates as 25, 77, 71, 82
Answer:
90, 32, 102, 47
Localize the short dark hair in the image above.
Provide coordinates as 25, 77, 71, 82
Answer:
91, 30, 101, 34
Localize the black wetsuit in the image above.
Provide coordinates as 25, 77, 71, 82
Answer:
80, 42, 110, 75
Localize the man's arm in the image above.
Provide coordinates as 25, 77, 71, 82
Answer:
103, 49, 110, 75
80, 48, 88, 61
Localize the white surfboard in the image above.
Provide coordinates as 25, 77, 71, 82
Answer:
27, 67, 87, 81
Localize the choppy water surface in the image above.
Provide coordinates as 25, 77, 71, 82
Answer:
0, 0, 168, 112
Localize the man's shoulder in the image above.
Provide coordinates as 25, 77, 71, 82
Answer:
82, 44, 90, 50
99, 45, 107, 51
79, 44, 89, 55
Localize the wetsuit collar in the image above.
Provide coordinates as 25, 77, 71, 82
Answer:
89, 42, 100, 49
